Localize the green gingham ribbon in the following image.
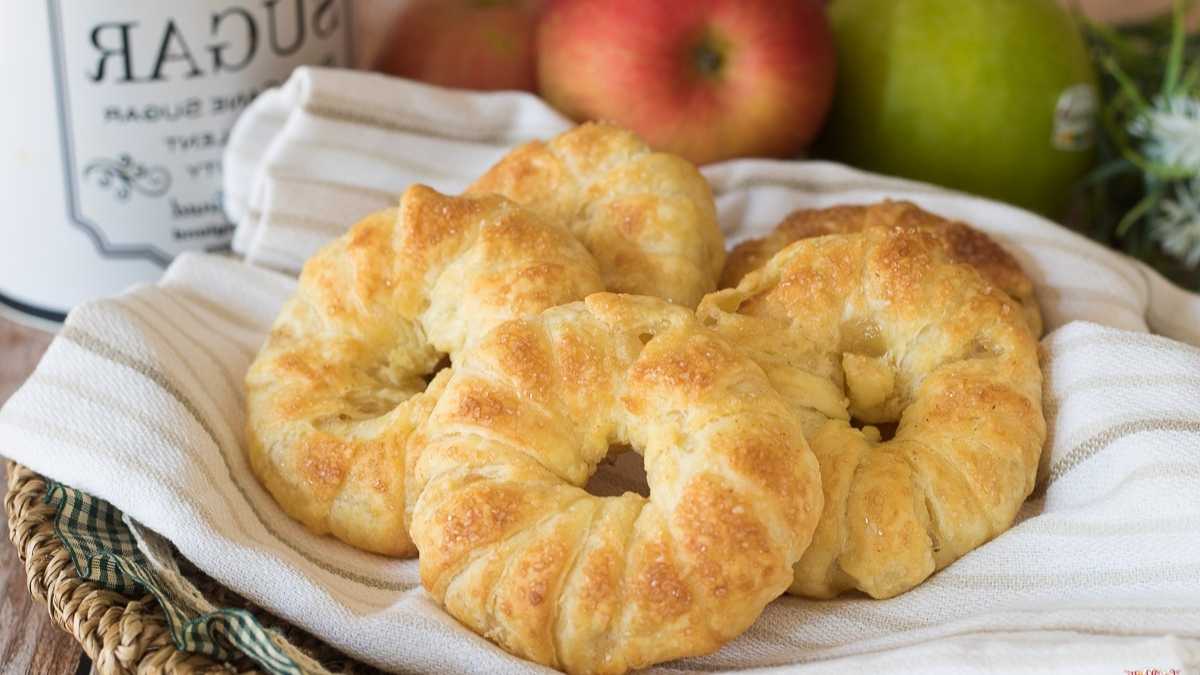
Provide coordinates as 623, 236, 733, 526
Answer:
44, 479, 306, 674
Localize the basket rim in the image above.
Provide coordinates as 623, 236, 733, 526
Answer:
4, 460, 235, 674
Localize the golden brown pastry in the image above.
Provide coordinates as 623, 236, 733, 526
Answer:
245, 122, 726, 557
721, 201, 1043, 335
469, 122, 725, 308
697, 227, 1045, 599
244, 185, 604, 556
406, 294, 822, 674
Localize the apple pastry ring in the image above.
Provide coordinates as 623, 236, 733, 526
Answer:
246, 122, 727, 558
698, 226, 1045, 599
721, 201, 1043, 335
244, 185, 605, 556
407, 294, 822, 674
470, 122, 725, 308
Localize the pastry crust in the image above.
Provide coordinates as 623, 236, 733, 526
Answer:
245, 124, 725, 558
698, 227, 1046, 599
244, 185, 604, 556
721, 201, 1043, 336
407, 294, 822, 674
470, 122, 725, 308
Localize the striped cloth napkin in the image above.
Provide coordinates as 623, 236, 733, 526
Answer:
3, 66, 1200, 673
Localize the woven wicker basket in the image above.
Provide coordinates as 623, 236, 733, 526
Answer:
4, 461, 375, 674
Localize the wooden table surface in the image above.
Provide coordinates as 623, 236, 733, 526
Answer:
0, 316, 87, 674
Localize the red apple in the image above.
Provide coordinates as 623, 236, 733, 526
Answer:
375, 0, 543, 92
536, 0, 836, 164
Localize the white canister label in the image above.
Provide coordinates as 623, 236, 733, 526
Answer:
0, 1, 351, 326
50, 0, 350, 264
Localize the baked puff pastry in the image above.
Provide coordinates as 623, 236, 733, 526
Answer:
407, 294, 822, 674
698, 226, 1046, 600
721, 201, 1043, 336
244, 185, 604, 556
245, 122, 727, 557
470, 122, 725, 308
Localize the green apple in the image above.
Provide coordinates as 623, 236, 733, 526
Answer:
821, 0, 1098, 216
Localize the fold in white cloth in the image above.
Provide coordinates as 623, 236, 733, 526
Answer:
3, 67, 1199, 673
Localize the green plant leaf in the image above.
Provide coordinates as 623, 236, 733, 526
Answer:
1163, 0, 1187, 97
1116, 187, 1162, 236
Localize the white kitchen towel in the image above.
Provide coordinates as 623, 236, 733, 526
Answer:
3, 66, 1200, 673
